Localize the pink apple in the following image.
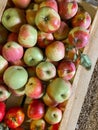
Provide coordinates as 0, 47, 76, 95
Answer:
58, 1, 78, 20
18, 24, 37, 48
39, 0, 58, 12
7, 32, 18, 42
35, 7, 61, 33
53, 21, 69, 40
45, 41, 65, 61
37, 31, 54, 48
44, 107, 62, 124
2, 41, 24, 63
68, 27, 90, 49
57, 60, 76, 80
25, 77, 44, 99
72, 10, 92, 29
0, 102, 6, 122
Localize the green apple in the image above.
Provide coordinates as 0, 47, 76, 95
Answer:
3, 65, 28, 90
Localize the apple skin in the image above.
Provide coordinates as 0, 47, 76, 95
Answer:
27, 99, 45, 120
11, 127, 24, 130
36, 61, 56, 81
46, 78, 72, 103
57, 60, 76, 80
0, 102, 6, 122
18, 24, 37, 48
0, 84, 11, 102
2, 41, 24, 63
30, 119, 46, 130
25, 77, 44, 99
4, 107, 25, 129
72, 11, 91, 29
34, 0, 45, 3
1, 8, 26, 32
7, 32, 18, 42
3, 65, 28, 90
35, 7, 61, 33
39, 0, 58, 12
44, 107, 62, 125
58, 1, 78, 20
68, 27, 90, 49
37, 31, 54, 48
45, 41, 65, 61
12, 0, 31, 9
57, 100, 68, 112
53, 21, 69, 40
23, 47, 44, 67
48, 123, 60, 130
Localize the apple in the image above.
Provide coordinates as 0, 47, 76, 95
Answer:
11, 59, 26, 67
0, 55, 8, 75
45, 41, 65, 61
46, 78, 72, 103
4, 107, 25, 129
0, 84, 11, 102
23, 47, 44, 66
57, 60, 76, 80
58, 1, 78, 20
3, 65, 28, 90
39, 0, 58, 12
35, 7, 61, 33
11, 127, 24, 130
68, 27, 90, 49
48, 123, 60, 130
53, 21, 69, 40
43, 93, 58, 107
34, 0, 45, 3
57, 100, 68, 111
27, 99, 45, 120
37, 31, 54, 48
0, 102, 6, 122
12, 0, 31, 9
18, 24, 37, 48
72, 10, 91, 29
36, 61, 56, 81
2, 41, 24, 63
30, 119, 46, 130
7, 32, 18, 42
44, 107, 62, 124
25, 77, 44, 99
1, 8, 26, 32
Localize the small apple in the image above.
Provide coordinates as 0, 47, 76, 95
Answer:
0, 102, 6, 122
57, 60, 76, 80
45, 41, 65, 61
36, 61, 56, 81
7, 32, 18, 42
71, 10, 91, 29
2, 41, 24, 63
1, 8, 26, 32
27, 99, 45, 120
4, 107, 25, 129
46, 78, 72, 103
35, 7, 61, 33
68, 27, 90, 49
37, 31, 54, 48
23, 47, 44, 67
30, 119, 46, 130
18, 24, 37, 48
3, 65, 28, 90
0, 84, 11, 102
12, 0, 31, 9
44, 107, 62, 124
25, 77, 44, 99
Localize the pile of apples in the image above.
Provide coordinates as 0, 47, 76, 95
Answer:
0, 0, 92, 129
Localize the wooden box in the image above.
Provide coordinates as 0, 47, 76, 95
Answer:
0, 0, 98, 130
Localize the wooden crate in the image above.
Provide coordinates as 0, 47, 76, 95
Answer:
0, 0, 98, 130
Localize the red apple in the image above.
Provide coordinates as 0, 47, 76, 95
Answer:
57, 60, 76, 80
45, 41, 65, 61
2, 41, 24, 63
48, 123, 60, 130
4, 107, 25, 129
72, 10, 91, 29
25, 77, 44, 99
58, 1, 78, 20
35, 7, 61, 33
27, 99, 45, 120
7, 32, 18, 42
68, 27, 90, 49
30, 119, 46, 130
0, 102, 6, 122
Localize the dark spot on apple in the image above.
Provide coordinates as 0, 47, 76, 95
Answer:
6, 15, 11, 20
7, 44, 11, 48
0, 91, 3, 95
12, 117, 16, 122
73, 37, 81, 44
35, 126, 41, 130
46, 70, 51, 74
43, 15, 50, 22
53, 113, 57, 118
17, 68, 22, 71
29, 83, 33, 86
61, 94, 66, 99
